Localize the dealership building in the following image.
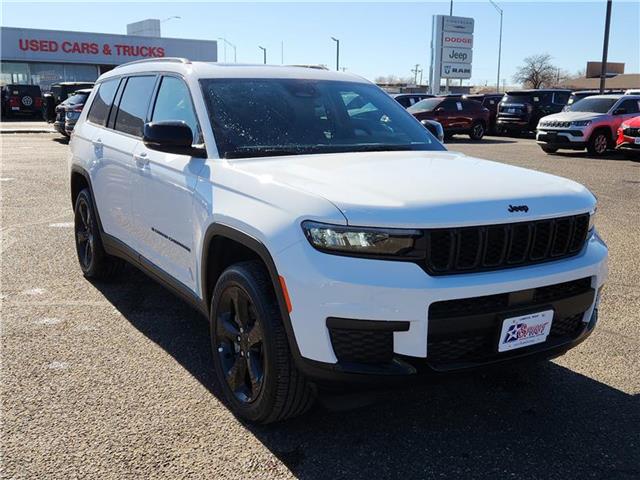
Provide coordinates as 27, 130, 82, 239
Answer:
0, 25, 217, 92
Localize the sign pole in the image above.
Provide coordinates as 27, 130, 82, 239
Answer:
599, 0, 612, 94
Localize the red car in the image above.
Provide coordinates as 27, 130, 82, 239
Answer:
408, 97, 490, 140
616, 115, 640, 159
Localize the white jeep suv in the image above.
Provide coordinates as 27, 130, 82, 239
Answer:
537, 94, 640, 155
69, 58, 608, 423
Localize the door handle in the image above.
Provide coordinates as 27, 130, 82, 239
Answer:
134, 152, 149, 168
92, 138, 103, 146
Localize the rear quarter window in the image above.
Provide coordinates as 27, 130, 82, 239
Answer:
87, 79, 120, 126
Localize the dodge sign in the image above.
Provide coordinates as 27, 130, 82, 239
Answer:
429, 15, 475, 93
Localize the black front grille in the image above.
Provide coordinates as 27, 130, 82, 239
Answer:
623, 127, 640, 137
424, 214, 589, 275
429, 277, 591, 320
328, 328, 393, 364
426, 277, 593, 367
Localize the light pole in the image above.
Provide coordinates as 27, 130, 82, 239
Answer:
331, 37, 340, 71
600, 0, 613, 93
218, 37, 237, 63
160, 16, 181, 37
258, 46, 267, 64
489, 0, 503, 93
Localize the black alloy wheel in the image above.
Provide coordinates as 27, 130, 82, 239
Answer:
75, 193, 95, 272
215, 285, 265, 403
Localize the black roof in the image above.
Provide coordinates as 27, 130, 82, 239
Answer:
505, 89, 571, 94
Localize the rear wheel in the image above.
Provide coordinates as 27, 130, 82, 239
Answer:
587, 131, 610, 156
210, 261, 315, 424
469, 121, 486, 140
74, 189, 123, 280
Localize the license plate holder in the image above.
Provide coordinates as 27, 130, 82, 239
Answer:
498, 309, 554, 353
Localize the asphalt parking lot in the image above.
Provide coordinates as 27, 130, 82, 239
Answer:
1, 133, 639, 479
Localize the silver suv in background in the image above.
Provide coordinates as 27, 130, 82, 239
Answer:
536, 95, 640, 155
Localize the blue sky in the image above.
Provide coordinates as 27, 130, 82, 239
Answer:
2, 1, 639, 86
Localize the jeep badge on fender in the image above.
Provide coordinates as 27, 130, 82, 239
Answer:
508, 204, 529, 212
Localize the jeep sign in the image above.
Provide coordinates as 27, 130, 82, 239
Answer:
442, 47, 472, 64
429, 15, 474, 93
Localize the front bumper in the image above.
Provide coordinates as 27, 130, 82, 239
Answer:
537, 129, 587, 149
276, 232, 608, 383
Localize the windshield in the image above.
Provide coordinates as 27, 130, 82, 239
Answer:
64, 92, 89, 105
566, 97, 617, 113
407, 98, 443, 113
200, 78, 444, 159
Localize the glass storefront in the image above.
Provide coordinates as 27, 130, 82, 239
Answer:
0, 61, 99, 91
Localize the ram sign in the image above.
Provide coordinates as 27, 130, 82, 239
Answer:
429, 15, 474, 93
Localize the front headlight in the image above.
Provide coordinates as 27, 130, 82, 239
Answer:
302, 221, 422, 257
572, 120, 592, 127
588, 206, 597, 234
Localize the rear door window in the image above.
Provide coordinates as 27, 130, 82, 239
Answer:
553, 92, 570, 104
87, 79, 120, 126
616, 99, 640, 114
113, 76, 157, 137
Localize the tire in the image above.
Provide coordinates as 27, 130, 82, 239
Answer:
587, 131, 610, 156
73, 189, 123, 280
468, 121, 485, 140
210, 261, 315, 424
540, 145, 558, 154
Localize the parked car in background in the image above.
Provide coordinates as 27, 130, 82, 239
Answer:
536, 95, 640, 155
465, 93, 503, 133
566, 89, 625, 108
53, 89, 93, 137
496, 89, 571, 134
616, 115, 640, 158
391, 93, 434, 108
50, 82, 95, 104
624, 89, 640, 95
408, 96, 490, 140
1, 84, 43, 118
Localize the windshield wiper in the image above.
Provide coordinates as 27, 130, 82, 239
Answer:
224, 143, 424, 159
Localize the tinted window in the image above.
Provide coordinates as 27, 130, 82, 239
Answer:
407, 98, 443, 112
566, 97, 618, 113
395, 96, 411, 108
63, 92, 89, 106
152, 76, 201, 143
553, 92, 570, 104
114, 76, 156, 137
87, 79, 119, 126
200, 78, 444, 159
616, 99, 640, 114
441, 100, 459, 112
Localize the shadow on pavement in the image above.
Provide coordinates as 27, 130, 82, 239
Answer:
94, 266, 639, 480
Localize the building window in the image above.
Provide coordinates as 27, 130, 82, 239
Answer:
0, 62, 29, 85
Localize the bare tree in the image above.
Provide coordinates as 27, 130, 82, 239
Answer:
513, 53, 558, 88
374, 74, 414, 85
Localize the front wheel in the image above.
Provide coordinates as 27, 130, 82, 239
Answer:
540, 145, 558, 154
210, 261, 315, 424
587, 131, 610, 156
469, 122, 485, 140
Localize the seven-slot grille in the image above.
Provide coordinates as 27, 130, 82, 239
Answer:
424, 214, 590, 275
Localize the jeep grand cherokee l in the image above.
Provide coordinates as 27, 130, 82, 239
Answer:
496, 89, 571, 134
69, 59, 607, 424
537, 95, 640, 155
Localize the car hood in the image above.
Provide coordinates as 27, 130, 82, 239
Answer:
543, 111, 607, 122
232, 150, 595, 228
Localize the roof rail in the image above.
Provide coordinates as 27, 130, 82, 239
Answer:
114, 57, 191, 69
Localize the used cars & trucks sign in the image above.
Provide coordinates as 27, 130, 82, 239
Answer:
0, 27, 217, 65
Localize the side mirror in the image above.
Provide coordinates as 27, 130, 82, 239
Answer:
421, 119, 445, 143
434, 107, 444, 114
143, 121, 206, 157
613, 108, 627, 115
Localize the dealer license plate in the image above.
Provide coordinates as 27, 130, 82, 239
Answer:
498, 310, 554, 352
